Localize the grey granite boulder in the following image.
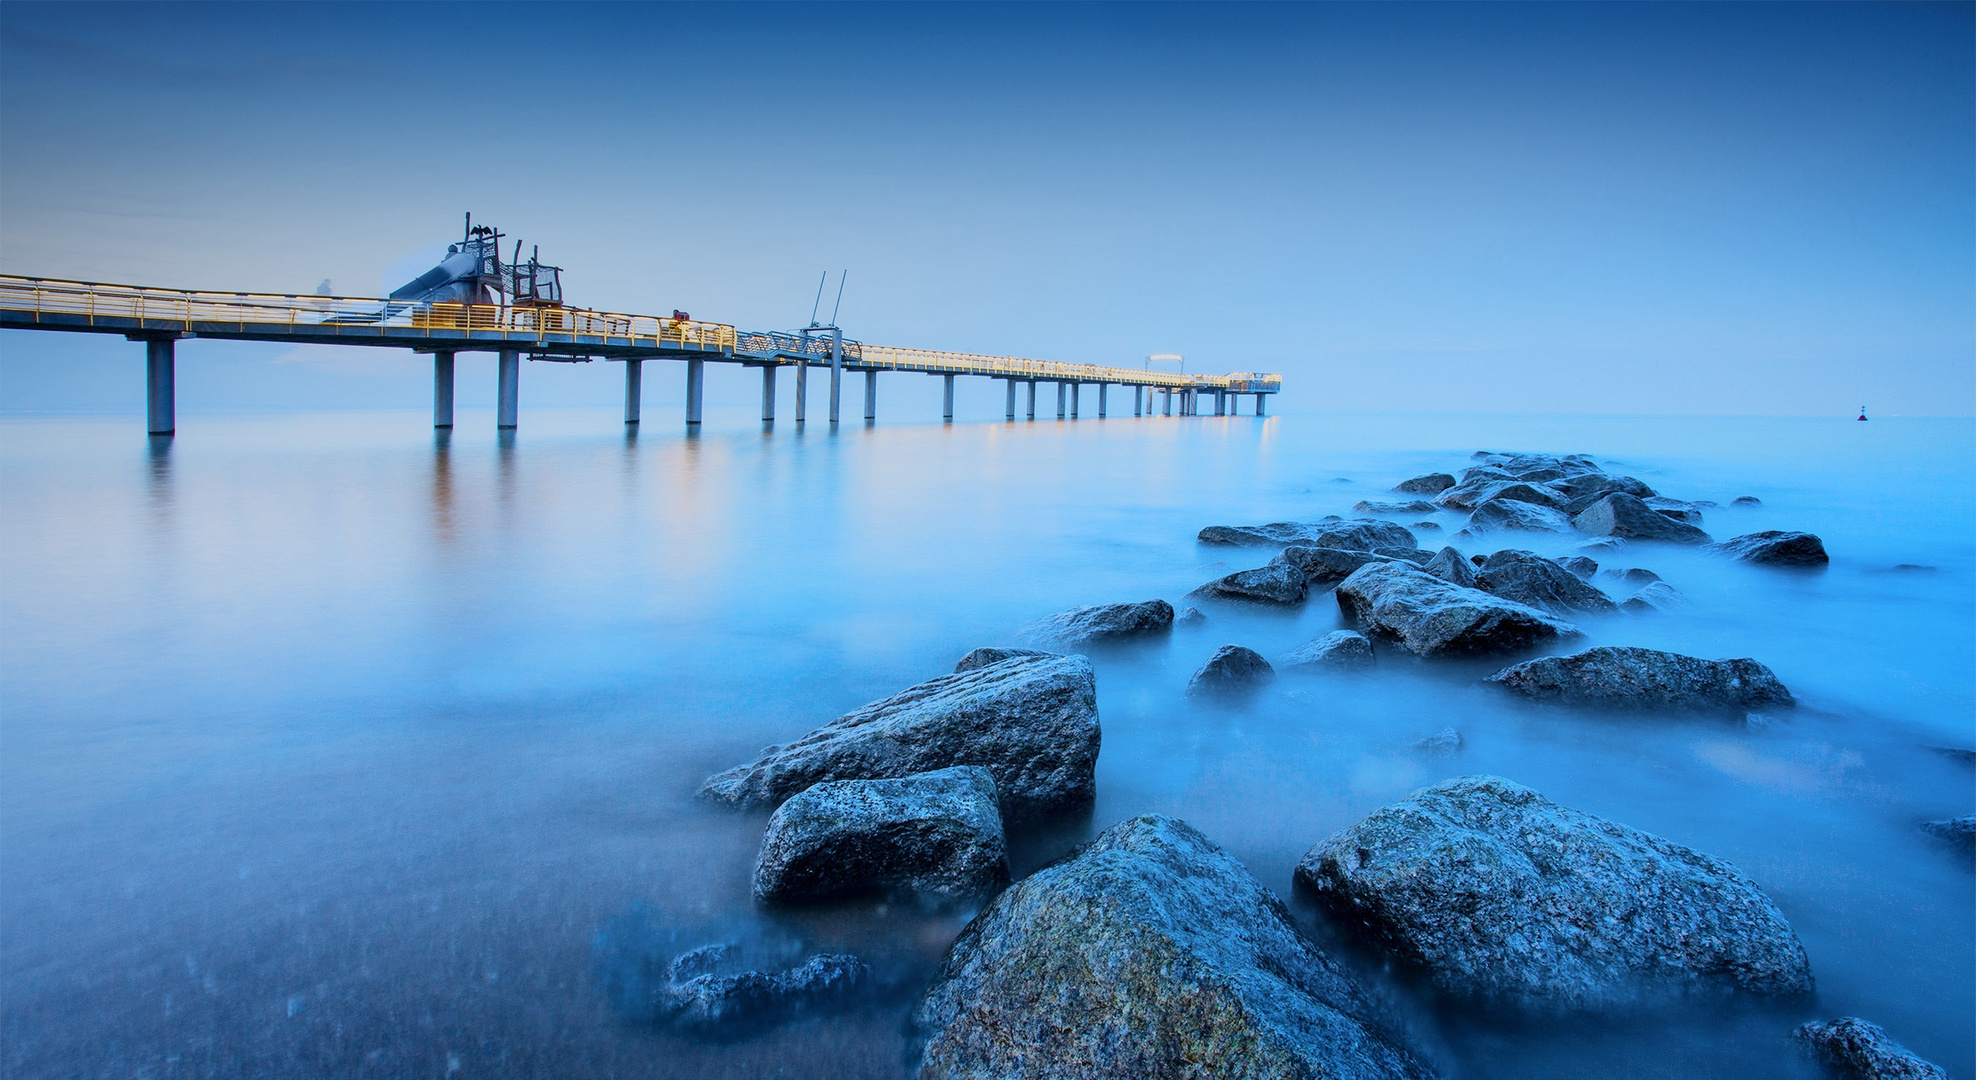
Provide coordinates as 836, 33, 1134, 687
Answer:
1620, 581, 1689, 613
1423, 545, 1478, 588
1572, 493, 1712, 544
1477, 482, 1570, 511
1795, 1017, 1948, 1080
1432, 473, 1516, 510
1198, 519, 1415, 551
1193, 562, 1307, 604
954, 647, 1053, 673
1487, 646, 1793, 713
657, 949, 872, 1033
1354, 499, 1438, 515
915, 814, 1438, 1080
1412, 520, 1441, 531
1464, 499, 1575, 534
1175, 605, 1207, 625
1474, 550, 1619, 617
701, 653, 1100, 820
1716, 530, 1829, 567
1549, 473, 1657, 514
1603, 566, 1661, 586
1028, 600, 1175, 647
1293, 775, 1814, 1012
1394, 472, 1457, 495
1919, 816, 1974, 853
1643, 496, 1705, 524
1335, 563, 1582, 658
1558, 555, 1598, 579
1187, 645, 1277, 696
753, 767, 1010, 905
1375, 546, 1434, 565
1275, 545, 1403, 585
1411, 727, 1463, 758
1282, 630, 1376, 671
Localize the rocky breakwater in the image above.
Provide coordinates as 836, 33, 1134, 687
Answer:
1795, 1017, 1950, 1080
1198, 518, 1417, 552
1335, 562, 1582, 657
1488, 646, 1794, 714
914, 814, 1439, 1080
752, 766, 1009, 905
701, 652, 1100, 822
1572, 493, 1712, 544
1293, 775, 1815, 1012
1472, 550, 1620, 617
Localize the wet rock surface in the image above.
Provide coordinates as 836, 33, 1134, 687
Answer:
1474, 550, 1620, 616
1795, 1017, 1949, 1080
1918, 816, 1974, 853
1716, 530, 1830, 567
1027, 600, 1175, 647
1187, 645, 1277, 696
914, 814, 1439, 1080
1394, 472, 1457, 495
1558, 555, 1598, 579
1548, 473, 1658, 514
953, 647, 1053, 673
1282, 630, 1376, 671
701, 653, 1100, 820
1354, 499, 1439, 515
1464, 499, 1576, 534
1335, 562, 1582, 657
1572, 493, 1712, 544
1193, 562, 1307, 604
1293, 775, 1815, 1012
1488, 646, 1793, 713
653, 948, 873, 1034
753, 766, 1010, 905
1732, 495, 1763, 507
1175, 605, 1207, 626
1620, 581, 1689, 613
1643, 496, 1706, 524
1477, 482, 1571, 511
1410, 727, 1463, 758
1275, 545, 1405, 585
1199, 519, 1416, 551
1423, 545, 1478, 588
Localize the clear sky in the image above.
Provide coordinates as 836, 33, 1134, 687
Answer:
1, 1, 1970, 417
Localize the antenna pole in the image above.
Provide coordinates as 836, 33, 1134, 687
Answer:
809, 272, 827, 325
830, 270, 847, 325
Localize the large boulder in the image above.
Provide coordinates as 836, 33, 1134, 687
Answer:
1422, 545, 1478, 588
1476, 483, 1570, 511
1572, 493, 1711, 544
1275, 545, 1404, 585
1193, 563, 1307, 604
954, 647, 1053, 673
1432, 473, 1516, 510
1354, 499, 1439, 515
1293, 775, 1815, 1012
1334, 563, 1583, 658
1198, 519, 1415, 551
1716, 530, 1829, 567
1028, 600, 1174, 647
1619, 581, 1689, 613
1463, 499, 1576, 535
1394, 472, 1456, 495
753, 767, 1010, 905
914, 814, 1439, 1080
1795, 1017, 1949, 1080
1642, 496, 1705, 524
1557, 555, 1598, 579
1548, 473, 1657, 515
1487, 646, 1793, 713
1187, 645, 1277, 696
1282, 630, 1376, 671
1474, 550, 1620, 616
701, 653, 1100, 820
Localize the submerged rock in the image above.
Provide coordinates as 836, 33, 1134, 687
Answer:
753, 767, 1009, 905
1335, 563, 1582, 658
1732, 496, 1762, 507
1275, 545, 1403, 585
701, 653, 1100, 820
1412, 520, 1442, 531
915, 814, 1439, 1080
658, 950, 872, 1033
1282, 630, 1376, 671
1642, 496, 1705, 524
1477, 482, 1570, 511
1198, 519, 1416, 552
1620, 581, 1690, 613
1474, 550, 1620, 617
1794, 1017, 1949, 1080
1395, 472, 1457, 495
1028, 600, 1175, 647
1375, 546, 1435, 565
1187, 645, 1277, 696
1175, 605, 1207, 626
1355, 499, 1439, 515
1487, 646, 1793, 713
1423, 545, 1478, 588
1410, 727, 1463, 758
1432, 473, 1516, 510
1572, 493, 1712, 544
1603, 567, 1662, 586
954, 647, 1053, 673
1716, 530, 1829, 567
1558, 555, 1598, 579
1194, 563, 1307, 604
1464, 499, 1575, 534
1293, 775, 1814, 1012
1918, 816, 1974, 853
1549, 473, 1658, 515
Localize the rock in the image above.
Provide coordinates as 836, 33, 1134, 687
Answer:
1423, 545, 1478, 588
1175, 605, 1207, 626
1465, 499, 1576, 534
1028, 600, 1175, 647
753, 767, 1010, 905
1282, 630, 1375, 671
1198, 520, 1416, 551
1548, 473, 1658, 514
1355, 499, 1438, 515
1732, 496, 1762, 507
1432, 473, 1515, 510
658, 950, 872, 1033
701, 653, 1100, 820
914, 814, 1438, 1080
1619, 581, 1689, 613
1274, 545, 1403, 585
1572, 493, 1712, 544
1376, 546, 1434, 565
1643, 496, 1705, 524
1474, 550, 1619, 617
1410, 727, 1462, 758
1293, 775, 1815, 1012
1187, 645, 1277, 696
1194, 562, 1307, 604
1603, 567, 1662, 586
1575, 537, 1627, 554
1795, 1017, 1949, 1080
1558, 556, 1598, 579
955, 647, 1053, 673
1477, 483, 1571, 511
1918, 816, 1974, 853
1487, 646, 1793, 713
1930, 746, 1975, 766
1412, 520, 1442, 531
1395, 472, 1457, 495
1335, 563, 1582, 657
1716, 531, 1829, 567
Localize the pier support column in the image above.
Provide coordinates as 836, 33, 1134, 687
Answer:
1056, 381, 1067, 419
1004, 378, 1016, 420
1025, 380, 1036, 420
863, 370, 877, 422
685, 358, 704, 426
1134, 385, 1143, 417
761, 365, 777, 422
795, 360, 808, 423
1098, 383, 1108, 418
623, 359, 643, 425
1070, 382, 1081, 419
145, 337, 175, 435
942, 373, 955, 422
433, 351, 455, 428
1257, 394, 1266, 416
1215, 390, 1226, 416
1161, 388, 1171, 416
496, 349, 520, 429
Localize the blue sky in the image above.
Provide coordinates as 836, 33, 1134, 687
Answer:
1, 1, 1970, 417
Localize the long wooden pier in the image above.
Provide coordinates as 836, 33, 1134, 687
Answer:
0, 275, 1281, 433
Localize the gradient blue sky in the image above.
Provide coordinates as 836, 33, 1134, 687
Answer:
1, 1, 1970, 416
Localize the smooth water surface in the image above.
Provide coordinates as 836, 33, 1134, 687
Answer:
3, 408, 1971, 1079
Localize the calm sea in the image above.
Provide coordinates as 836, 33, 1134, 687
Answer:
3, 407, 1970, 1079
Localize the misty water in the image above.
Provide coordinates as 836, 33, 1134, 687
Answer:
2, 407, 1970, 1079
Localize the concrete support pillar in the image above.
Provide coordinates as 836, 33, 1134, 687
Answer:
828, 331, 843, 424
1025, 380, 1036, 420
496, 349, 520, 429
795, 360, 808, 423
863, 369, 877, 421
1098, 383, 1108, 418
1070, 382, 1081, 419
1215, 390, 1226, 416
1257, 394, 1267, 416
1056, 381, 1067, 419
1161, 388, 1172, 416
1004, 378, 1016, 420
623, 359, 643, 425
146, 338, 175, 435
1134, 385, 1143, 417
433, 351, 455, 428
685, 358, 704, 426
761, 364, 777, 422
942, 373, 955, 422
